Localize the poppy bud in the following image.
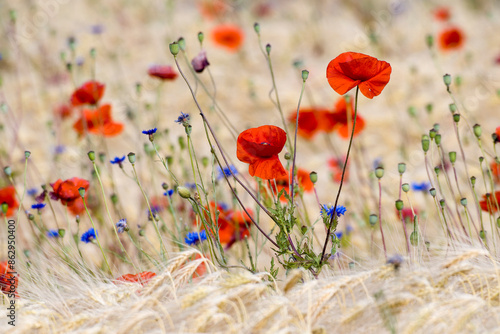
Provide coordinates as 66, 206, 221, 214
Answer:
111, 193, 118, 205
177, 37, 186, 51
177, 186, 191, 199
162, 182, 168, 190
398, 163, 406, 174
480, 230, 486, 240
449, 103, 457, 113
88, 151, 96, 162
429, 188, 436, 197
433, 123, 440, 132
470, 176, 476, 187
375, 167, 384, 179
426, 34, 433, 48
265, 43, 271, 55
197, 32, 204, 44
25, 151, 31, 159
369, 214, 378, 227
284, 152, 291, 160
460, 198, 467, 207
434, 167, 440, 176
58, 229, 66, 238
439, 199, 445, 208
410, 231, 419, 246
309, 171, 318, 184
473, 124, 482, 138
169, 42, 179, 56
429, 128, 436, 139
435, 134, 441, 146
402, 183, 410, 193
28, 213, 35, 221
301, 70, 309, 81
139, 229, 146, 237
202, 157, 209, 168
254, 22, 260, 34
1, 202, 8, 214
178, 136, 186, 150
425, 103, 433, 114
452, 113, 460, 123
449, 151, 456, 164
479, 156, 484, 164
443, 74, 452, 87
78, 187, 86, 198
422, 135, 430, 152
4, 166, 11, 176
127, 152, 136, 164
395, 199, 404, 211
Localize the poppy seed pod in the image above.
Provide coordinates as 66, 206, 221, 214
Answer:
493, 133, 499, 143
452, 113, 460, 123
470, 176, 476, 187
58, 229, 66, 238
1, 203, 8, 214
433, 123, 440, 132
111, 193, 118, 204
410, 231, 419, 246
309, 171, 318, 184
422, 135, 430, 152
434, 167, 440, 176
28, 213, 35, 221
201, 157, 209, 168
426, 34, 434, 48
449, 151, 457, 164
25, 151, 31, 159
139, 229, 146, 237
3, 166, 11, 176
78, 187, 86, 198
177, 37, 186, 51
253, 22, 260, 34
439, 199, 445, 208
88, 150, 96, 162
429, 188, 436, 197
369, 214, 378, 227
435, 134, 442, 146
443, 74, 452, 87
402, 183, 410, 192
429, 128, 436, 139
266, 43, 271, 55
162, 183, 168, 190
375, 167, 384, 179
302, 70, 309, 81
426, 103, 433, 114
395, 199, 404, 211
480, 230, 486, 240
198, 32, 204, 44
284, 152, 291, 160
460, 198, 467, 207
177, 186, 191, 199
169, 42, 179, 56
479, 156, 484, 163
127, 152, 136, 164
398, 162, 406, 174
473, 124, 482, 138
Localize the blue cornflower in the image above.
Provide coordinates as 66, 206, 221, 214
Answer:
142, 128, 157, 135
175, 112, 190, 125
321, 204, 347, 218
54, 145, 65, 154
164, 189, 174, 197
116, 219, 128, 233
31, 203, 46, 210
47, 229, 59, 238
218, 202, 229, 212
335, 231, 343, 240
110, 156, 126, 165
411, 181, 431, 192
81, 228, 97, 243
27, 188, 38, 196
185, 182, 197, 190
185, 230, 207, 245
217, 165, 238, 180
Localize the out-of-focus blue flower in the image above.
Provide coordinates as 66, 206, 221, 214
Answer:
142, 128, 157, 135
175, 112, 190, 124
110, 156, 126, 165
91, 24, 104, 34
31, 203, 46, 210
321, 204, 347, 218
164, 189, 174, 197
185, 230, 207, 245
335, 231, 343, 239
27, 188, 38, 196
217, 165, 238, 180
81, 228, 97, 243
411, 181, 431, 192
116, 219, 128, 233
185, 183, 197, 190
47, 230, 59, 238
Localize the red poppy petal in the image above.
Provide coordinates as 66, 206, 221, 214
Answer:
249, 155, 287, 180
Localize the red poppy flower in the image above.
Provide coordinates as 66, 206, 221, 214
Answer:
0, 261, 18, 298
328, 157, 349, 183
495, 127, 500, 142
115, 271, 156, 286
439, 27, 465, 51
197, 202, 234, 244
50, 177, 89, 207
237, 125, 287, 180
491, 161, 500, 184
434, 7, 450, 21
480, 191, 500, 214
329, 97, 365, 139
398, 208, 418, 222
73, 104, 124, 137
55, 104, 72, 119
272, 168, 314, 201
227, 208, 253, 239
67, 197, 85, 215
198, 0, 229, 20
326, 52, 392, 99
71, 81, 105, 106
148, 65, 178, 80
211, 24, 244, 52
288, 107, 335, 139
0, 186, 19, 218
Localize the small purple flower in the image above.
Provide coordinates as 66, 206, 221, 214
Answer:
191, 50, 210, 73
31, 203, 46, 210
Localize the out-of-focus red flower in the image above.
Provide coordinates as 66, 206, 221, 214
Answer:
148, 65, 178, 80
438, 27, 465, 51
399, 208, 417, 223
0, 261, 18, 298
0, 186, 19, 217
272, 168, 314, 201
227, 208, 253, 241
288, 107, 335, 139
211, 24, 244, 52
328, 157, 349, 183
495, 127, 500, 143
71, 81, 105, 106
237, 125, 287, 180
491, 161, 500, 184
434, 7, 450, 21
191, 50, 210, 73
55, 104, 72, 119
329, 96, 365, 139
50, 177, 89, 206
198, 0, 229, 20
73, 104, 123, 137
326, 52, 392, 99
480, 191, 500, 214
115, 271, 156, 286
